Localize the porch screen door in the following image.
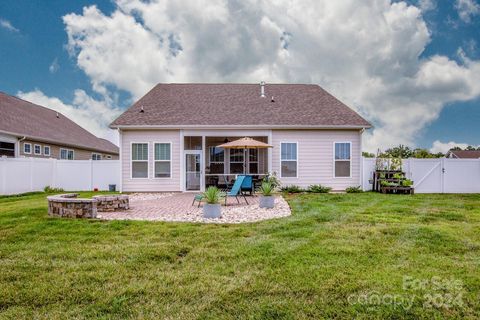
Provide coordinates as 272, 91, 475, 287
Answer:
185, 152, 201, 191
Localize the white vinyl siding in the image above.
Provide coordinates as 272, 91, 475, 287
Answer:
272, 130, 361, 190
122, 130, 181, 192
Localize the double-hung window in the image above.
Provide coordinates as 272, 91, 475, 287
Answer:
44, 146, 51, 156
24, 143, 31, 154
209, 146, 224, 174
60, 148, 74, 160
249, 149, 258, 174
334, 142, 351, 177
92, 153, 102, 160
281, 142, 297, 177
132, 143, 148, 178
230, 149, 244, 174
154, 143, 171, 178
34, 144, 41, 155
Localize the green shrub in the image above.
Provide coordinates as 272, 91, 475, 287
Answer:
307, 184, 332, 193
44, 186, 65, 193
402, 179, 413, 187
263, 172, 281, 189
280, 185, 304, 193
259, 182, 273, 196
203, 187, 222, 204
346, 186, 363, 193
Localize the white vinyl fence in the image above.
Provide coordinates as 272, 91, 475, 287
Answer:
362, 157, 480, 193
0, 157, 120, 195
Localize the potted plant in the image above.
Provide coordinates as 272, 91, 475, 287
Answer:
202, 187, 222, 218
259, 182, 275, 209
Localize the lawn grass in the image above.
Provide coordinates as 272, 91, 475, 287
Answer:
0, 192, 479, 319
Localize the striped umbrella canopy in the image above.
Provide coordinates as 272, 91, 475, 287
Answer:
217, 137, 273, 149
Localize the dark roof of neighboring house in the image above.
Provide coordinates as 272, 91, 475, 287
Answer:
110, 83, 372, 128
0, 92, 118, 154
447, 150, 480, 159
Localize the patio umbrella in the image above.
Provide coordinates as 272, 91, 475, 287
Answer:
217, 137, 273, 149
217, 137, 272, 174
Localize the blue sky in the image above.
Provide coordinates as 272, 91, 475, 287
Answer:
0, 0, 479, 151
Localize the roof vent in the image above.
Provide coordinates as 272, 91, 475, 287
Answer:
260, 81, 265, 98
56, 112, 59, 118
140, 106, 145, 113
271, 96, 275, 102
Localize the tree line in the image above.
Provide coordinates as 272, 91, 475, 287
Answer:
362, 144, 480, 159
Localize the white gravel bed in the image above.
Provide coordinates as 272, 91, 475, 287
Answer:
98, 193, 291, 224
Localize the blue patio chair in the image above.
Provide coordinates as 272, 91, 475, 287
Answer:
224, 175, 249, 206
240, 175, 254, 195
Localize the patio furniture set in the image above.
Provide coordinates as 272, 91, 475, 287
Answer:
192, 174, 256, 208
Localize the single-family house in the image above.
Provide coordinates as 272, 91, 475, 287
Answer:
110, 83, 372, 192
445, 149, 480, 159
0, 92, 119, 160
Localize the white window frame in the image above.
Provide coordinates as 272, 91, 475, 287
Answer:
229, 148, 245, 174
34, 144, 42, 155
105, 155, 112, 160
131, 142, 149, 179
60, 148, 74, 160
248, 149, 259, 174
153, 142, 172, 179
333, 141, 352, 178
91, 153, 102, 160
43, 145, 51, 156
24, 143, 31, 154
208, 146, 225, 174
280, 142, 298, 178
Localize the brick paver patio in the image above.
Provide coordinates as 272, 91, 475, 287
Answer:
97, 193, 291, 223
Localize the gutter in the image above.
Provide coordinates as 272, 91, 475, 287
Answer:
109, 124, 373, 130
0, 129, 119, 155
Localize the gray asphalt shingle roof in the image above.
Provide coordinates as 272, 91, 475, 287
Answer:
110, 83, 372, 128
0, 92, 118, 154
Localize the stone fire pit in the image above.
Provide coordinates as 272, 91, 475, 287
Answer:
47, 194, 129, 218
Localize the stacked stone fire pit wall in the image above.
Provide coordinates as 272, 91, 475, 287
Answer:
93, 195, 129, 212
47, 194, 129, 218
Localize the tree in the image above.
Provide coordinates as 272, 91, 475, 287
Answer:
380, 145, 413, 158
362, 151, 375, 158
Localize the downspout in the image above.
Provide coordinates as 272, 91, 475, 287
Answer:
17, 136, 26, 157
118, 128, 123, 193
359, 129, 364, 190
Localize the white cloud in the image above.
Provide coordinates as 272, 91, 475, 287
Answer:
430, 140, 478, 153
17, 89, 121, 144
455, 0, 480, 23
56, 0, 480, 151
49, 58, 60, 73
0, 18, 19, 32
419, 0, 436, 12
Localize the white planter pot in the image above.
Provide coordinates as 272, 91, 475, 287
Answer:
203, 203, 221, 218
259, 196, 275, 209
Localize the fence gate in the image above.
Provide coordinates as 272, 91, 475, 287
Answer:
408, 159, 443, 193
443, 159, 480, 193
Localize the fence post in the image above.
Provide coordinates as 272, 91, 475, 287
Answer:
1, 157, 6, 195
90, 159, 94, 191
30, 157, 34, 192
52, 159, 57, 188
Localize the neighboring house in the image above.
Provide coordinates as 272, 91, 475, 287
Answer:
0, 92, 119, 160
446, 150, 480, 159
110, 83, 372, 192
